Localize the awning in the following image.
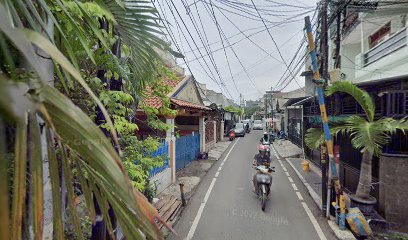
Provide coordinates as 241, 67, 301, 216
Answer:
293, 96, 314, 106
170, 98, 211, 111
283, 97, 308, 107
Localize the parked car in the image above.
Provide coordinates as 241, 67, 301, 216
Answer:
233, 123, 246, 137
253, 120, 263, 130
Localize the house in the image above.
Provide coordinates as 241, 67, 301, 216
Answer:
290, 1, 408, 232
198, 83, 240, 137
136, 73, 211, 193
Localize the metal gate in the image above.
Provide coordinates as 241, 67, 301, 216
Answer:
176, 133, 200, 170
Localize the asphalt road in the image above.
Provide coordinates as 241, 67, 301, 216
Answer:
169, 131, 336, 240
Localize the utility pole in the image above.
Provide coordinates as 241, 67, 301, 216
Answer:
320, 0, 329, 216
305, 14, 343, 220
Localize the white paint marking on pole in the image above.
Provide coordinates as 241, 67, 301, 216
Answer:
301, 202, 327, 240
292, 183, 298, 191
186, 138, 240, 240
296, 191, 304, 201
285, 172, 290, 177
288, 177, 294, 183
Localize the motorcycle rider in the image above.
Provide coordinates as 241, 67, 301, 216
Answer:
252, 145, 271, 193
260, 131, 269, 143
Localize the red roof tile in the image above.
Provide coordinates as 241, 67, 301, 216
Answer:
142, 76, 184, 109
170, 98, 211, 111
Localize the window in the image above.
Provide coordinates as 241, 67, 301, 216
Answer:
369, 22, 391, 49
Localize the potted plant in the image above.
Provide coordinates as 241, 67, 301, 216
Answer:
305, 81, 408, 214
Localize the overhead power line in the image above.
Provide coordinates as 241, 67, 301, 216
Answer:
250, 0, 302, 90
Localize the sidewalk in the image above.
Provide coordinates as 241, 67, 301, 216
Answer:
273, 140, 356, 240
154, 140, 231, 232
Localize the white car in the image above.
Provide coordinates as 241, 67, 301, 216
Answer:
253, 120, 263, 130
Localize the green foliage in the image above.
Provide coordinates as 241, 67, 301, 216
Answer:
120, 136, 167, 191
327, 81, 376, 122
305, 82, 408, 156
224, 105, 244, 116
244, 106, 261, 118
0, 0, 174, 238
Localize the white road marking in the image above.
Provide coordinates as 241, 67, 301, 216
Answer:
288, 177, 294, 183
301, 202, 327, 240
286, 158, 322, 210
220, 162, 224, 167
186, 138, 240, 240
215, 172, 219, 177
282, 167, 288, 171
296, 191, 304, 201
271, 144, 327, 240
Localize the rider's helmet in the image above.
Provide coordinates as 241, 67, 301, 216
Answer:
259, 145, 267, 154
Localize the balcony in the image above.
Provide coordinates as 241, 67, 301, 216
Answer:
363, 27, 407, 66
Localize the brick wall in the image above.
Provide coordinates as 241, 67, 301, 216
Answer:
379, 153, 408, 233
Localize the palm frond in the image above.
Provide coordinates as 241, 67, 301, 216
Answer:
10, 122, 27, 240
28, 112, 44, 240
327, 81, 376, 122
345, 116, 389, 155
304, 118, 352, 149
103, 0, 169, 84
37, 85, 163, 239
304, 128, 325, 149
0, 119, 10, 240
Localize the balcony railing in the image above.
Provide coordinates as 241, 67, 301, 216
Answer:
364, 27, 407, 66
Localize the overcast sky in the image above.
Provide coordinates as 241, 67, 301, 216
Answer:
155, 0, 319, 102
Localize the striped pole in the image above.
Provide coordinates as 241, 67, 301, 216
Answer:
304, 16, 342, 219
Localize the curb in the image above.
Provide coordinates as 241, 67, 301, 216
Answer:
284, 158, 356, 240
285, 158, 323, 211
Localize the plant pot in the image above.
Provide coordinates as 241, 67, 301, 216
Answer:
349, 194, 377, 215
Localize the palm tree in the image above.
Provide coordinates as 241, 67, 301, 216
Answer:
305, 81, 408, 201
0, 0, 173, 239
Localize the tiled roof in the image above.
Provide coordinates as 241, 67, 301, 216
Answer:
170, 98, 211, 111
142, 77, 183, 109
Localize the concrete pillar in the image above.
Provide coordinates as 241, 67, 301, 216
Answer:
220, 120, 225, 140
199, 116, 205, 152
165, 118, 176, 183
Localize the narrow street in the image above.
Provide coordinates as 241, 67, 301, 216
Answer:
170, 131, 337, 240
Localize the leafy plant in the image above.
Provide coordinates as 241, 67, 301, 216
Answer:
0, 0, 175, 239
120, 136, 167, 191
305, 81, 408, 200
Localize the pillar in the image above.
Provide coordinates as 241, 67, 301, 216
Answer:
220, 120, 225, 140
199, 116, 205, 152
165, 117, 176, 183
213, 121, 217, 143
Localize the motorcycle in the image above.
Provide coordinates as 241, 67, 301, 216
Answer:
269, 130, 276, 143
278, 131, 288, 140
254, 164, 275, 211
229, 130, 235, 141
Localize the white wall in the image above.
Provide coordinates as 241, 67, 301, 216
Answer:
341, 43, 360, 81
150, 168, 172, 194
